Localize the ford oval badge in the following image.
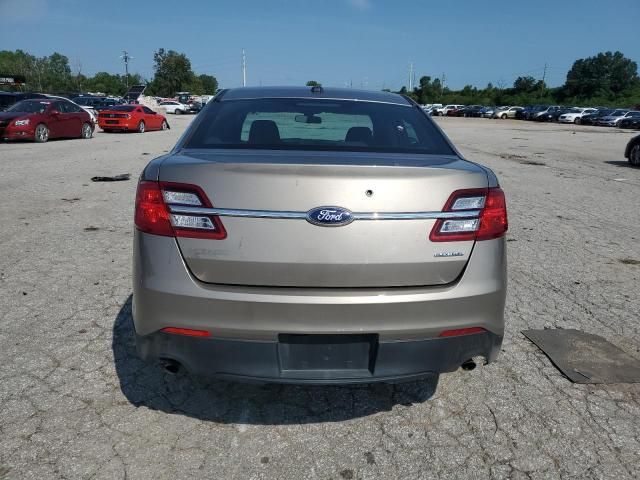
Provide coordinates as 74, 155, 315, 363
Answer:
306, 206, 354, 227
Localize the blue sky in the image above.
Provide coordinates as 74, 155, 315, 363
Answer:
1, 0, 639, 90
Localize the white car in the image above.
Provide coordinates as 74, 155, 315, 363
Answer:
558, 108, 597, 124
159, 101, 190, 115
436, 104, 464, 116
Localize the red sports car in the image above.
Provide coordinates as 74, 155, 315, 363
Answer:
0, 98, 94, 142
98, 105, 169, 133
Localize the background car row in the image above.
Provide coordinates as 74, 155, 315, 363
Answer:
0, 92, 173, 142
424, 103, 640, 128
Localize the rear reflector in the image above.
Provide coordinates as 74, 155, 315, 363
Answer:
438, 327, 487, 337
160, 327, 211, 337
430, 187, 508, 242
134, 181, 227, 239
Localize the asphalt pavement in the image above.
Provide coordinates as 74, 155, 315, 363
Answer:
0, 115, 639, 479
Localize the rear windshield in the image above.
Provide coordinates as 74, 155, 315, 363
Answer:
107, 105, 136, 112
184, 98, 454, 155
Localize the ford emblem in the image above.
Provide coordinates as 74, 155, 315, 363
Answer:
306, 206, 354, 227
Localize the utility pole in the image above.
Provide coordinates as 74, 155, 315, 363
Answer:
242, 49, 246, 87
121, 50, 131, 89
540, 63, 548, 97
409, 62, 413, 91
441, 73, 446, 96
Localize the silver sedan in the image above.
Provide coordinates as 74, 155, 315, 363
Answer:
133, 86, 508, 384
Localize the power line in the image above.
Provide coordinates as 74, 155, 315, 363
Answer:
409, 62, 413, 90
120, 51, 132, 89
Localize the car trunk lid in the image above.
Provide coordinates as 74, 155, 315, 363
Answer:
158, 150, 488, 287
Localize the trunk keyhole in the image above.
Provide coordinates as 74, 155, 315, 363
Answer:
365, 190, 373, 197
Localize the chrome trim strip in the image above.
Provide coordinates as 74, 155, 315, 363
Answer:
168, 205, 481, 220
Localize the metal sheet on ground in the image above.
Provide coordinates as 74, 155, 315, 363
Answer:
522, 329, 640, 384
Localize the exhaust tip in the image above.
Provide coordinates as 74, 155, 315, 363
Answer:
461, 359, 476, 371
161, 359, 181, 375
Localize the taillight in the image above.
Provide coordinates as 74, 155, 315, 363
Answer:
160, 327, 211, 337
134, 181, 227, 239
438, 327, 486, 337
429, 187, 508, 242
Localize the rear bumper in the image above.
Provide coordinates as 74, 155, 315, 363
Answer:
99, 120, 133, 130
132, 231, 507, 382
136, 330, 503, 384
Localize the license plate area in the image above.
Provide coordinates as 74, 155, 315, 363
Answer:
105, 120, 119, 124
278, 334, 378, 379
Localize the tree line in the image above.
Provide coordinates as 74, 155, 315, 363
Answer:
1, 49, 638, 107
0, 49, 218, 97
399, 51, 640, 108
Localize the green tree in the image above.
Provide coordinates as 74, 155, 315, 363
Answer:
306, 80, 321, 87
564, 51, 639, 98
197, 74, 218, 94
149, 48, 195, 97
513, 76, 537, 93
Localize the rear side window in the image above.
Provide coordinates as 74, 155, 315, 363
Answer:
184, 98, 454, 155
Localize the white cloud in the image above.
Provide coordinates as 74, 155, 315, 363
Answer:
348, 0, 371, 10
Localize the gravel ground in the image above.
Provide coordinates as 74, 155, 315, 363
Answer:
0, 115, 639, 480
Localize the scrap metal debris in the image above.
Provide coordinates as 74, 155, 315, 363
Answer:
90, 174, 130, 182
522, 329, 640, 384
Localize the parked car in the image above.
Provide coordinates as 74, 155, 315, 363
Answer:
519, 105, 544, 120
624, 135, 640, 166
492, 106, 523, 119
0, 92, 48, 111
533, 106, 563, 121
133, 86, 508, 384
0, 98, 93, 142
446, 106, 467, 117
619, 111, 640, 129
596, 110, 632, 127
159, 101, 190, 114
188, 101, 205, 113
435, 104, 464, 116
481, 106, 496, 118
98, 105, 169, 133
580, 109, 613, 125
558, 108, 598, 124
453, 105, 484, 117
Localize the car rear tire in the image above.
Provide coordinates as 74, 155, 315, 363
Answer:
81, 123, 93, 139
175, 109, 183, 115
137, 121, 145, 133
161, 120, 169, 130
34, 124, 49, 143
630, 144, 640, 166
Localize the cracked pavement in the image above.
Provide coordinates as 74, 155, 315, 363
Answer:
1, 116, 639, 479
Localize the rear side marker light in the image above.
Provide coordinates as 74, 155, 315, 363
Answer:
430, 187, 508, 242
438, 327, 487, 337
161, 327, 211, 337
134, 181, 227, 239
